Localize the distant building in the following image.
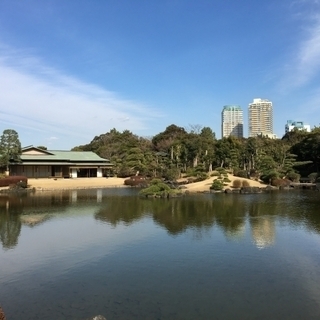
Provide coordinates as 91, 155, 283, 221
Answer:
221, 105, 243, 138
248, 98, 273, 137
258, 132, 277, 139
285, 120, 311, 134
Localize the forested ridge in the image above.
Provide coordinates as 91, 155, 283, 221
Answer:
72, 124, 320, 183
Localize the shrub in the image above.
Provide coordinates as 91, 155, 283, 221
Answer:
249, 169, 258, 179
210, 171, 220, 177
210, 179, 224, 191
163, 168, 180, 181
124, 176, 148, 187
271, 179, 290, 187
242, 180, 250, 187
286, 172, 300, 182
308, 172, 318, 183
260, 170, 279, 183
0, 176, 28, 187
223, 177, 231, 183
234, 169, 248, 178
232, 179, 242, 188
215, 167, 227, 174
139, 179, 171, 196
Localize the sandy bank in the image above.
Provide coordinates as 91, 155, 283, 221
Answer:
182, 174, 267, 192
28, 177, 127, 191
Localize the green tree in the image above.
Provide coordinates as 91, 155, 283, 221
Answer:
0, 129, 22, 172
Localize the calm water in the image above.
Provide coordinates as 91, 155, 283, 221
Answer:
0, 188, 320, 320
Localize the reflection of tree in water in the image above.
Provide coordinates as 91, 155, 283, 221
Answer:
152, 198, 216, 235
213, 195, 246, 239
0, 196, 22, 249
94, 194, 249, 238
95, 197, 148, 226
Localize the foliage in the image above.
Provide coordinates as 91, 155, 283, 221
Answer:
234, 169, 248, 178
139, 179, 178, 197
210, 179, 224, 190
271, 179, 290, 187
232, 179, 242, 188
308, 172, 318, 182
70, 125, 320, 183
286, 172, 300, 182
260, 170, 279, 183
241, 180, 250, 187
124, 176, 148, 187
163, 167, 180, 181
0, 129, 22, 171
223, 177, 231, 183
0, 176, 28, 187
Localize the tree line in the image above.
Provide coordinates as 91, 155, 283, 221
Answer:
72, 124, 320, 183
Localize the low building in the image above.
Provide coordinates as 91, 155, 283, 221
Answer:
285, 120, 311, 133
10, 146, 113, 178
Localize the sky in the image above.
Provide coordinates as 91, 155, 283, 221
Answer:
0, 0, 320, 149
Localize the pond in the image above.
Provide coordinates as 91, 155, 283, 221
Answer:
0, 188, 320, 319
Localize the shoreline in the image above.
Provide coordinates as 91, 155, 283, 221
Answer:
1, 175, 268, 193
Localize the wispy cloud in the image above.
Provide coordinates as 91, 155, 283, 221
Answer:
280, 4, 320, 89
0, 45, 162, 148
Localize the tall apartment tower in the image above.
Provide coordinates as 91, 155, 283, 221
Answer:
221, 105, 243, 138
248, 98, 273, 137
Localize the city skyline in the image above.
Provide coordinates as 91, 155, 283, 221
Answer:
0, 1, 320, 149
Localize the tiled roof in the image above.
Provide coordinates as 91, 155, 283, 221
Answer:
20, 150, 111, 163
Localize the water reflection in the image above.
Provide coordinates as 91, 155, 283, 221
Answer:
0, 189, 320, 250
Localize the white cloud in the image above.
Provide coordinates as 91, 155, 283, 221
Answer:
0, 45, 162, 148
280, 5, 320, 89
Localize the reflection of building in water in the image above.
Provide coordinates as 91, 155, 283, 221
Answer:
250, 216, 275, 249
97, 189, 102, 203
71, 190, 77, 203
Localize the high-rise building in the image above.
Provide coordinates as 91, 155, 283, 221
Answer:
221, 105, 243, 138
285, 120, 311, 134
248, 98, 273, 137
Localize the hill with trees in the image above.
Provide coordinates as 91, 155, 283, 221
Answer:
72, 124, 320, 184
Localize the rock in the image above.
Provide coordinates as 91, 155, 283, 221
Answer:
240, 186, 261, 194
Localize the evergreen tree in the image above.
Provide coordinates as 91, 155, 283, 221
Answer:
0, 129, 22, 172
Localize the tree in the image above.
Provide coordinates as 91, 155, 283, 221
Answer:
0, 129, 22, 172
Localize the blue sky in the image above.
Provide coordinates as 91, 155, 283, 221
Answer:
0, 0, 320, 149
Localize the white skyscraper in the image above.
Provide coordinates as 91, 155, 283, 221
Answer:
221, 105, 243, 138
248, 98, 273, 137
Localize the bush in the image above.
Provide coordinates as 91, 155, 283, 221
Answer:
124, 176, 148, 187
271, 179, 290, 187
260, 170, 279, 183
139, 179, 174, 197
210, 179, 224, 191
249, 169, 258, 179
0, 176, 28, 187
223, 177, 231, 183
232, 179, 242, 188
215, 167, 227, 174
242, 180, 250, 187
308, 172, 318, 182
163, 167, 180, 181
286, 172, 300, 182
210, 171, 220, 177
234, 169, 248, 178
